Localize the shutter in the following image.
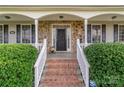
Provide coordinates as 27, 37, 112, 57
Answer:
102, 24, 106, 42
0, 25, 3, 43
114, 24, 118, 42
87, 24, 91, 43
16, 25, 21, 43
4, 25, 8, 43
31, 24, 35, 43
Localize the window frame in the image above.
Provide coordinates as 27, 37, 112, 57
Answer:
21, 24, 31, 43
118, 24, 124, 42
0, 24, 9, 43
0, 24, 4, 43
91, 24, 102, 43
16, 24, 34, 44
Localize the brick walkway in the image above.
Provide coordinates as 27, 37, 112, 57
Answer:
39, 59, 84, 87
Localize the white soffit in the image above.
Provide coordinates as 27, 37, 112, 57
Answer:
0, 14, 33, 21
90, 14, 124, 21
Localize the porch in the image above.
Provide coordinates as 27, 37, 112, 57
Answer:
0, 13, 124, 52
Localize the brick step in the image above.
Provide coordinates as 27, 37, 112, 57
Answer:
47, 59, 77, 61
42, 72, 81, 76
41, 74, 82, 81
41, 75, 82, 79
39, 59, 84, 87
47, 59, 78, 63
40, 81, 83, 87
45, 62, 78, 66
41, 79, 83, 83
41, 77, 83, 82
46, 62, 78, 65
43, 71, 81, 76
45, 64, 78, 68
45, 66, 78, 69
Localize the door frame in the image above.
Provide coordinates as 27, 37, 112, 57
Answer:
51, 24, 71, 52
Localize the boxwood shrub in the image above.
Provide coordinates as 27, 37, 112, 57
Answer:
84, 43, 124, 87
0, 44, 37, 87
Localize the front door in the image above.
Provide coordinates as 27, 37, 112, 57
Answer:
56, 29, 66, 51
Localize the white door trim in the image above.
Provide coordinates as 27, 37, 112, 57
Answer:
51, 24, 71, 52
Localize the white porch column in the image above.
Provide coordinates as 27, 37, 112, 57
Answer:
84, 19, 88, 45
35, 19, 39, 47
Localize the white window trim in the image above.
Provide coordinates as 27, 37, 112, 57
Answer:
51, 24, 71, 52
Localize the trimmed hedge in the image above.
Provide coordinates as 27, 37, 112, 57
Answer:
84, 43, 124, 87
0, 44, 37, 87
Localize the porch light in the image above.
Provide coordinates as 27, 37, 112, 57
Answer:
4, 16, 11, 19
112, 16, 117, 19
59, 15, 64, 19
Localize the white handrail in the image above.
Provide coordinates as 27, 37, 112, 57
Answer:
77, 39, 90, 87
34, 39, 47, 87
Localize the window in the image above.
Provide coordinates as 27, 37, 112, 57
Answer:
114, 24, 124, 42
0, 25, 3, 43
87, 24, 91, 43
87, 24, 106, 43
16, 25, 21, 43
92, 25, 101, 43
22, 25, 31, 43
113, 24, 118, 42
0, 25, 8, 43
31, 25, 35, 43
119, 25, 124, 42
4, 25, 9, 43
16, 24, 35, 43
102, 24, 106, 42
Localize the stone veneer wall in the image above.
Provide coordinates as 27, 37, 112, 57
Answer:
38, 21, 84, 53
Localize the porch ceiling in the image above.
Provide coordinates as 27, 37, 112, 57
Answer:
90, 14, 124, 21
39, 14, 83, 21
0, 14, 33, 22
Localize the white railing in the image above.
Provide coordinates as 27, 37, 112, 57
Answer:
77, 39, 90, 87
34, 39, 47, 87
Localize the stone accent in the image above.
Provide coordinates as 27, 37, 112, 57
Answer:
38, 21, 84, 53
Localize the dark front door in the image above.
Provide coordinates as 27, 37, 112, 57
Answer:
56, 29, 66, 51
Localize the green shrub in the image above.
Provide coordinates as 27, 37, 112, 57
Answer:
0, 44, 37, 87
84, 43, 124, 87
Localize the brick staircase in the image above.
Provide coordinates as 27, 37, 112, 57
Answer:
39, 59, 84, 87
